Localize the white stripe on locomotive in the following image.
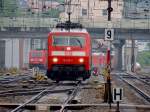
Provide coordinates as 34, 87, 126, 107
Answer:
52, 51, 86, 56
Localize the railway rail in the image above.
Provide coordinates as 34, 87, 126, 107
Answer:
60, 81, 81, 112
117, 73, 150, 103
9, 81, 82, 112
0, 75, 32, 84
1, 103, 150, 111
0, 82, 92, 97
0, 71, 149, 112
125, 72, 150, 86
10, 83, 59, 112
0, 87, 76, 97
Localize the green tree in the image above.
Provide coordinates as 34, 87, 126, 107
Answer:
147, 43, 150, 50
137, 51, 150, 67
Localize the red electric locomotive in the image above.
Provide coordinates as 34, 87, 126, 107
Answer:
29, 50, 47, 69
46, 22, 92, 81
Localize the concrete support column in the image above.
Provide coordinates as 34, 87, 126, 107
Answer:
19, 39, 24, 69
113, 40, 125, 71
23, 39, 31, 68
131, 40, 135, 72
0, 40, 5, 68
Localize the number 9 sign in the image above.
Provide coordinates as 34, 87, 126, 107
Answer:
105, 29, 114, 41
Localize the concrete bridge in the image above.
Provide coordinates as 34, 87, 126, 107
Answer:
0, 17, 150, 40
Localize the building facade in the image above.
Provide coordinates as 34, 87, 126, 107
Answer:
60, 0, 124, 22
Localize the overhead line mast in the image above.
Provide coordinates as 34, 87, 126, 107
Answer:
56, 0, 82, 30
107, 0, 113, 21
104, 0, 113, 108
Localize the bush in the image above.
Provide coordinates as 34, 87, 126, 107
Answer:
137, 51, 150, 67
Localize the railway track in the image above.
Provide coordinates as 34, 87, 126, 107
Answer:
0, 74, 32, 84
117, 73, 150, 103
125, 72, 150, 85
0, 69, 45, 84
10, 83, 59, 112
0, 81, 92, 97
1, 103, 150, 112
0, 87, 76, 97
60, 81, 82, 112
0, 74, 149, 112
9, 81, 82, 112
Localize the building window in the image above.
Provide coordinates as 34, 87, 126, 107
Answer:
82, 8, 87, 16
102, 9, 107, 16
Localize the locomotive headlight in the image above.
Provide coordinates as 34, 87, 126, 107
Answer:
79, 58, 84, 63
53, 57, 58, 63
67, 47, 71, 51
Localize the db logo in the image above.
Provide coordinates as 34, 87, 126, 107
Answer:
65, 51, 72, 56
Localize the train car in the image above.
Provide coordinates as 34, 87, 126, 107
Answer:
46, 22, 92, 81
92, 52, 105, 75
29, 50, 47, 69
92, 52, 105, 68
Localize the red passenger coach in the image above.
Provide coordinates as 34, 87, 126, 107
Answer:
29, 50, 47, 69
92, 52, 105, 75
92, 52, 105, 68
46, 23, 92, 81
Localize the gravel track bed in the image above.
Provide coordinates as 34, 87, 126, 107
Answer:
72, 107, 150, 112
0, 95, 33, 103
112, 74, 148, 105
0, 73, 149, 112
80, 84, 104, 104
126, 78, 150, 95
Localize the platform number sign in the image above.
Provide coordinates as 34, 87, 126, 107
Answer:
113, 88, 123, 102
105, 29, 114, 41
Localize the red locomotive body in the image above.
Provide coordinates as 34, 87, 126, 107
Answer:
46, 28, 92, 81
29, 50, 47, 69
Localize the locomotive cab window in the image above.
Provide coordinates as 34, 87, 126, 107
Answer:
53, 36, 85, 47
53, 37, 68, 46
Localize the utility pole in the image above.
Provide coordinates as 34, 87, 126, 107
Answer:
88, 0, 90, 19
67, 0, 71, 23
104, 0, 113, 108
107, 0, 113, 21
131, 39, 135, 72
63, 0, 80, 21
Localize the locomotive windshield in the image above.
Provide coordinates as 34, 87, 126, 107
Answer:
53, 36, 85, 47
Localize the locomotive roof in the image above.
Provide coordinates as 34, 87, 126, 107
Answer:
51, 28, 88, 33
51, 21, 88, 33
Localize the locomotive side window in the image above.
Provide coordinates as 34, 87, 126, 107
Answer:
53, 36, 85, 47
